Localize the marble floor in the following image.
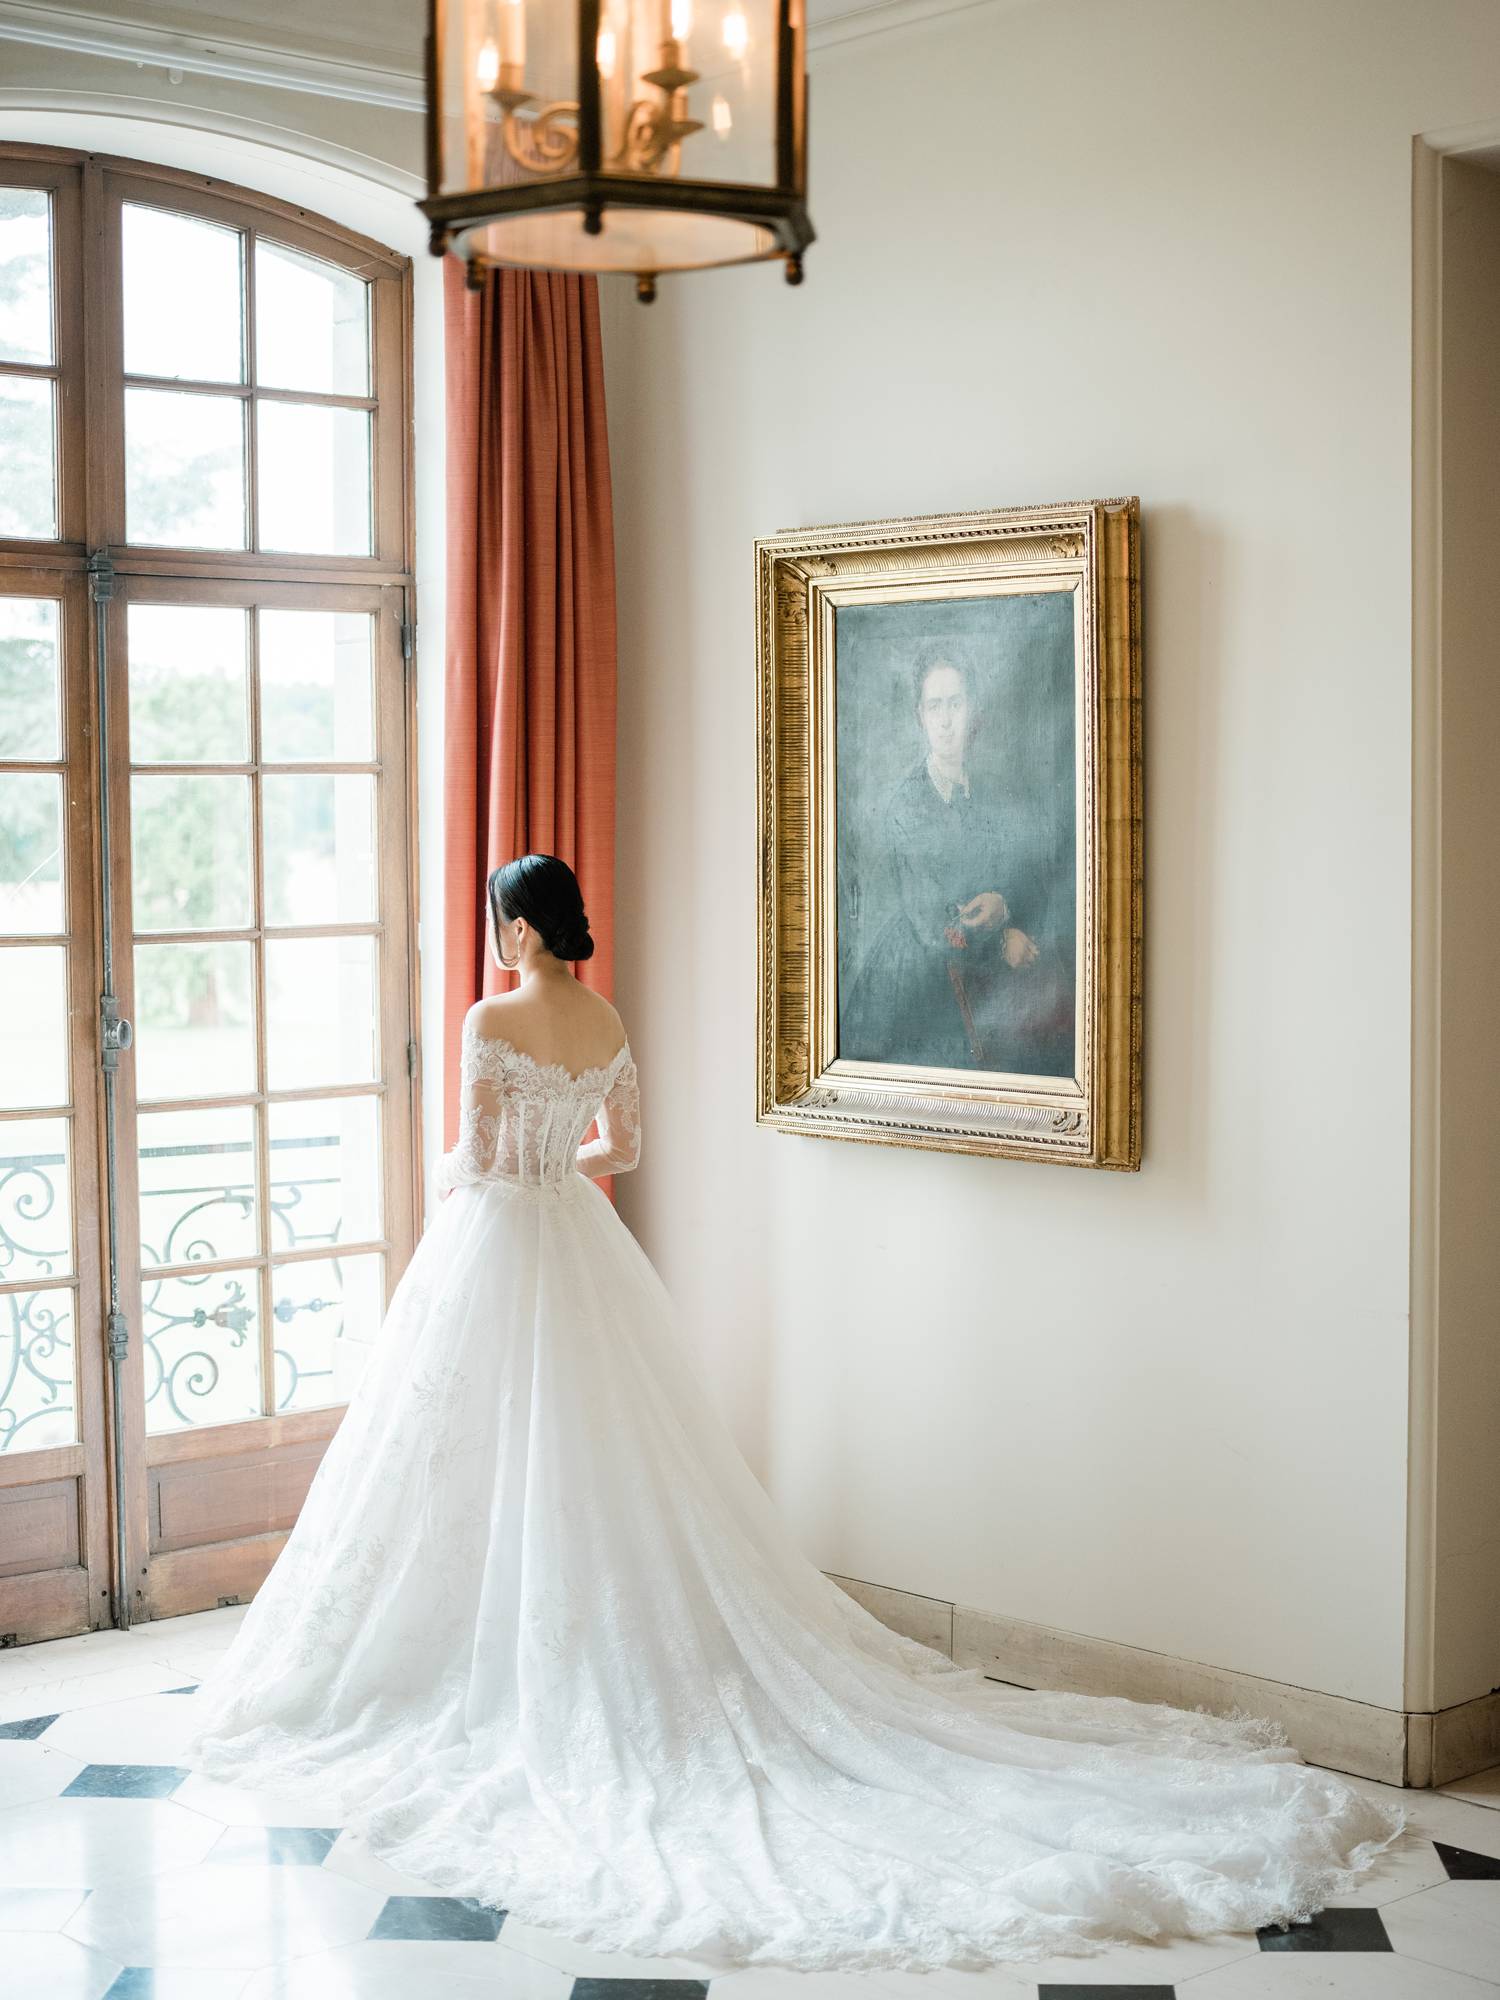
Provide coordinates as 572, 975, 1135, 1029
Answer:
2, 1606, 1498, 1999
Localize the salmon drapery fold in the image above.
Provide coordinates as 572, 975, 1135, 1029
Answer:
442, 259, 619, 1149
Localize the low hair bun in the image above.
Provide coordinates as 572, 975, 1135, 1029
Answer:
488, 853, 596, 967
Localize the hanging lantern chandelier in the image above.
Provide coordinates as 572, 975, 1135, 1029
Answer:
422, 0, 812, 300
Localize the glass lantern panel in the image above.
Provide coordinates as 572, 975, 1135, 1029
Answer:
441, 0, 581, 194
598, 0, 778, 189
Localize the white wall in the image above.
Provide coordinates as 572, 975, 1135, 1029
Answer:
605, 0, 1500, 1714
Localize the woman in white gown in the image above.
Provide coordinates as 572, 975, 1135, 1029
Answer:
185, 853, 1408, 1972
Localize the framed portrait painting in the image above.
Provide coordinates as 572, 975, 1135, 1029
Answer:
755, 498, 1141, 1168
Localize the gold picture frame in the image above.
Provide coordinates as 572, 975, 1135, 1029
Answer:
755, 498, 1142, 1169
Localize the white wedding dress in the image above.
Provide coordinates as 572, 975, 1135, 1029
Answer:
185, 1022, 1409, 1971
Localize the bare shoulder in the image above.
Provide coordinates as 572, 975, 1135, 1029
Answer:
465, 992, 523, 1036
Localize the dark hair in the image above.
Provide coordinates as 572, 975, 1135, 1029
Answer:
911, 639, 978, 712
488, 853, 595, 963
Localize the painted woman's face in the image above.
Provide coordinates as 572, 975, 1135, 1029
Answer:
918, 663, 970, 765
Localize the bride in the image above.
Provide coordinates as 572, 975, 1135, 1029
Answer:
185, 852, 1408, 1971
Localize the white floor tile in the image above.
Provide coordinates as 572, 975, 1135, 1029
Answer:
1442, 1767, 1500, 1814
172, 1769, 352, 1829
498, 1912, 726, 1979
1002, 1930, 1261, 1986
1182, 1947, 1500, 1997
39, 1691, 200, 1767
718, 1970, 1010, 2000
65, 1858, 384, 1969
1321, 1827, 1453, 1906
0, 1884, 89, 1931
0, 1738, 85, 1808
1342, 1778, 1500, 1863
0, 1930, 122, 2000
1380, 1880, 1500, 1986
0, 1657, 191, 1724
323, 1827, 450, 1896
243, 1939, 573, 2000
0, 1795, 220, 1886
0, 1629, 143, 1688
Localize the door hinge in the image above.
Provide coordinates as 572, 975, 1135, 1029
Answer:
400, 620, 415, 662
407, 1037, 418, 1079
106, 1308, 129, 1363
100, 993, 133, 1072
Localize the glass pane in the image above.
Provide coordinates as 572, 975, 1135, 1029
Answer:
127, 604, 249, 764
130, 775, 251, 932
265, 936, 377, 1090
138, 1105, 257, 1270
0, 945, 67, 1109
0, 773, 63, 933
0, 1116, 72, 1284
0, 188, 52, 366
272, 1252, 383, 1413
142, 1265, 260, 1435
263, 774, 376, 927
123, 204, 244, 384
0, 596, 60, 760
125, 388, 246, 549
268, 1096, 381, 1253
255, 241, 369, 395
0, 1285, 75, 1452
597, 0, 777, 189
259, 611, 373, 762
0, 374, 56, 540
256, 402, 371, 557
134, 939, 254, 1101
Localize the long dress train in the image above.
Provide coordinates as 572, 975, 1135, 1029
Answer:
183, 1024, 1409, 1972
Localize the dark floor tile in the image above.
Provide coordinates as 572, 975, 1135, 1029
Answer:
0, 1712, 59, 1739
368, 1893, 507, 1941
1039, 1988, 1177, 1999
159, 1684, 199, 1695
1039, 1988, 1177, 1998
1435, 1839, 1500, 1880
573, 1986, 709, 2000
102, 1974, 161, 1999
209, 1824, 341, 1865
1257, 1906, 1391, 1951
60, 1762, 187, 1799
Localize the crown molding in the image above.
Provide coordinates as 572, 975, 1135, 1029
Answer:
0, 0, 1018, 114
0, 2, 423, 111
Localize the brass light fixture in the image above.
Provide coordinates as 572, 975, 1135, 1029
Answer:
422, 0, 812, 300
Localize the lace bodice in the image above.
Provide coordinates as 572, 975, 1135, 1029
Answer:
434, 1022, 640, 1196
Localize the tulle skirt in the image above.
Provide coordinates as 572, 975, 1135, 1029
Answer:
184, 1171, 1409, 1970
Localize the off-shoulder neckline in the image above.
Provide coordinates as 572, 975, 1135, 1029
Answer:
462, 1019, 632, 1089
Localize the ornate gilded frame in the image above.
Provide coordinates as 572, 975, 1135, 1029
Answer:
755, 498, 1142, 1168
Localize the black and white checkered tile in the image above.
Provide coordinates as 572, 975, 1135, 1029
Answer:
3, 1608, 1498, 1999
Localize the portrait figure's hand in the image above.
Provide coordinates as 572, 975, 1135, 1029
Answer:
958, 891, 1008, 934
1002, 926, 1040, 969
943, 923, 968, 950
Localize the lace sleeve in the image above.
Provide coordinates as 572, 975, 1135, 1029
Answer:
434, 1027, 504, 1196
577, 1055, 641, 1178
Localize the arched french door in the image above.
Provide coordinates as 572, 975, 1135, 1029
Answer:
0, 148, 421, 1640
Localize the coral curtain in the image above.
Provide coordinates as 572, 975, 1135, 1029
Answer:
442, 259, 618, 1149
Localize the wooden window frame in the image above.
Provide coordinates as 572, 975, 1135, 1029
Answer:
0, 142, 422, 1636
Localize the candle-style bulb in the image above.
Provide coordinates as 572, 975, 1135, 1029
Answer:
476, 38, 500, 89
722, 9, 748, 61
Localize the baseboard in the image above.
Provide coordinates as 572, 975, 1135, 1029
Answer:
829, 1572, 1499, 1790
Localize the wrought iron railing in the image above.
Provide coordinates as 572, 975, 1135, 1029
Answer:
1, 1134, 354, 1448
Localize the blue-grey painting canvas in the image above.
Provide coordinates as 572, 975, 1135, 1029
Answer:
835, 589, 1079, 1080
